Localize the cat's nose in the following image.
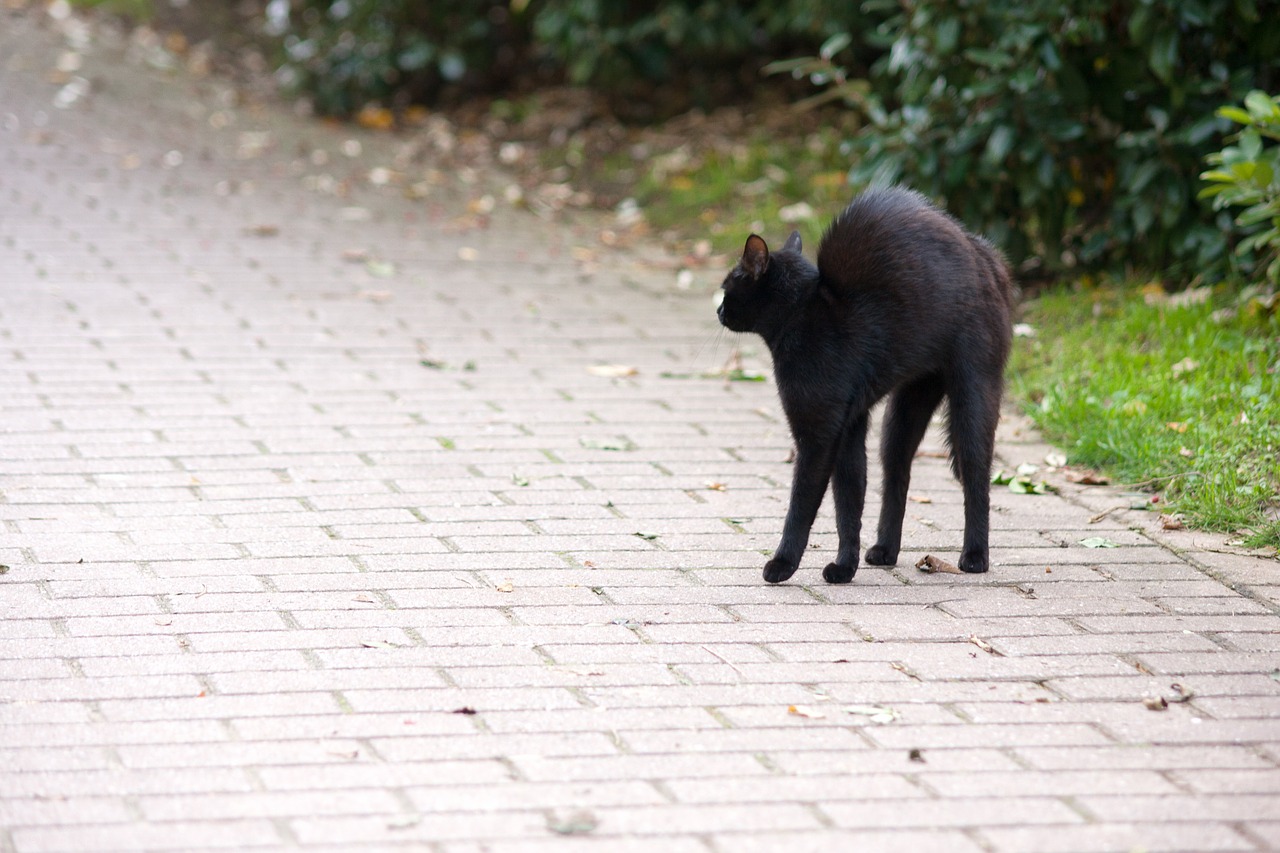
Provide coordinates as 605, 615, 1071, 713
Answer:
716, 303, 725, 323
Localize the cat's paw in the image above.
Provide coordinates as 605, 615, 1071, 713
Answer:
958, 550, 989, 574
822, 562, 856, 584
763, 558, 798, 584
864, 544, 898, 566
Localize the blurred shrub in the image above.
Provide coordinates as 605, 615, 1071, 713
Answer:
776, 0, 1280, 280
267, 0, 531, 115
267, 0, 865, 116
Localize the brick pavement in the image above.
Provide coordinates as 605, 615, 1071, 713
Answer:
2, 8, 1279, 852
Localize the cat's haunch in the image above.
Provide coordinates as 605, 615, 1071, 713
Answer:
718, 187, 1014, 584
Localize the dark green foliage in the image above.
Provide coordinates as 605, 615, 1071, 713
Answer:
268, 1, 864, 116
269, 1, 531, 115
1200, 91, 1280, 288
783, 0, 1279, 279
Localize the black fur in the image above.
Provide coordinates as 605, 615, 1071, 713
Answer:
717, 187, 1014, 583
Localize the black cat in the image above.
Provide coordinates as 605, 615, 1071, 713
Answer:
717, 187, 1014, 583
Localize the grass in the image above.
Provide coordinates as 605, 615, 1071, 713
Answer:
1012, 284, 1280, 549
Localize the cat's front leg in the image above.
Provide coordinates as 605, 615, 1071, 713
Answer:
824, 412, 869, 584
764, 438, 837, 583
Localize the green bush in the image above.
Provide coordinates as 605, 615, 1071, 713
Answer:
778, 0, 1280, 280
267, 1, 865, 116
1201, 90, 1280, 288
268, 1, 532, 116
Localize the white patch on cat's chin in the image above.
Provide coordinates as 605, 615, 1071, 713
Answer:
712, 290, 725, 309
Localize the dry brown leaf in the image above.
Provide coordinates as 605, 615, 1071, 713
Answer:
1160, 513, 1185, 531
1065, 469, 1110, 485
787, 704, 827, 719
969, 635, 1001, 656
705, 481, 727, 491
908, 494, 933, 504
1143, 696, 1169, 711
915, 555, 962, 574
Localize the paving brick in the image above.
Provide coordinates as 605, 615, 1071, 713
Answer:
979, 822, 1255, 852
821, 795, 1084, 830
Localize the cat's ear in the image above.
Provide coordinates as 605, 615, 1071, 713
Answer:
782, 230, 802, 254
743, 234, 769, 279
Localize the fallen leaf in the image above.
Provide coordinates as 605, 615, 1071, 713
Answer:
705, 481, 727, 491
1167, 683, 1195, 703
450, 707, 477, 715
842, 704, 900, 723
365, 259, 396, 278
356, 104, 395, 130
778, 201, 815, 222
788, 704, 827, 719
908, 748, 926, 763
512, 474, 530, 487
1079, 537, 1119, 548
1065, 469, 1110, 485
915, 555, 962, 574
1143, 696, 1169, 711
579, 437, 634, 451
1009, 476, 1055, 495
1016, 462, 1040, 476
495, 580, 514, 593
1159, 513, 1185, 530
352, 593, 376, 604
908, 494, 932, 504
991, 470, 1014, 485
548, 810, 598, 836
1166, 421, 1188, 433
969, 635, 1001, 656
1044, 452, 1068, 468
634, 532, 659, 541
587, 364, 638, 378
360, 639, 403, 649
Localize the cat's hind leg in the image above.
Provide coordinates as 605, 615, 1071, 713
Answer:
945, 370, 1002, 574
866, 375, 945, 566
824, 411, 869, 583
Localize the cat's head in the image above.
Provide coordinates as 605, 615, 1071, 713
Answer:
717, 230, 810, 334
